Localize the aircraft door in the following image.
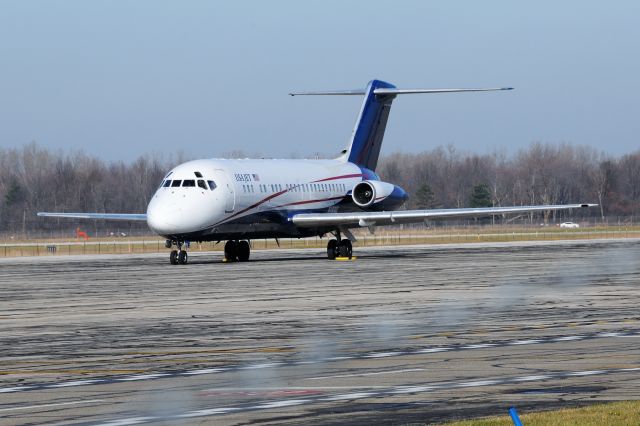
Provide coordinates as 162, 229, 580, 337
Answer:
215, 169, 236, 213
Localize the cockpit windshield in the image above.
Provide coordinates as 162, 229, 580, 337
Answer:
182, 180, 195, 187
171, 180, 182, 187
162, 180, 171, 187
207, 180, 217, 190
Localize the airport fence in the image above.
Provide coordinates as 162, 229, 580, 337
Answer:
1, 225, 640, 258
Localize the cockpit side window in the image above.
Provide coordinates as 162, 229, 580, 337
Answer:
171, 180, 182, 187
194, 171, 203, 178
207, 180, 217, 190
162, 180, 171, 187
197, 180, 208, 190
182, 180, 196, 187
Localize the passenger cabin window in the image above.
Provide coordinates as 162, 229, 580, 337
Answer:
194, 171, 203, 178
207, 180, 217, 190
163, 180, 171, 187
197, 180, 207, 190
171, 180, 182, 187
182, 180, 196, 187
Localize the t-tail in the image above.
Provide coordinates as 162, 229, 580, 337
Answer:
290, 79, 513, 171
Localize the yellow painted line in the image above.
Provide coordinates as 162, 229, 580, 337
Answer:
335, 257, 357, 261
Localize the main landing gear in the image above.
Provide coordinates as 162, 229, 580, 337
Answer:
224, 240, 251, 262
326, 233, 353, 260
167, 240, 188, 265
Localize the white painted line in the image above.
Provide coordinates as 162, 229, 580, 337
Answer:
326, 356, 354, 361
324, 392, 375, 401
47, 380, 99, 388
183, 368, 225, 375
178, 407, 240, 418
0, 386, 33, 393
391, 385, 435, 394
457, 379, 501, 387
463, 343, 496, 349
568, 370, 605, 376
513, 375, 551, 382
414, 347, 450, 354
509, 339, 542, 345
117, 373, 168, 381
554, 335, 584, 341
597, 332, 622, 337
365, 351, 401, 358
0, 399, 104, 413
307, 368, 426, 381
253, 399, 308, 409
96, 417, 155, 426
242, 362, 283, 370
620, 367, 640, 372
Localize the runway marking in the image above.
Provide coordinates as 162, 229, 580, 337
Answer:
554, 335, 585, 341
3, 329, 639, 394
252, 399, 307, 408
93, 365, 640, 425
324, 392, 376, 401
0, 386, 33, 393
117, 373, 168, 381
0, 399, 103, 413
46, 380, 100, 388
307, 368, 426, 381
183, 368, 226, 375
364, 351, 401, 358
97, 417, 155, 426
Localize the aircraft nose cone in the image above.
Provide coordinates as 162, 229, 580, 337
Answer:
146, 201, 179, 235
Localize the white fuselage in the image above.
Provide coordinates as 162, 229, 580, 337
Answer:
146, 158, 367, 239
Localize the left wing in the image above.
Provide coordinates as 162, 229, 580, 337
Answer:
291, 204, 596, 228
37, 212, 147, 221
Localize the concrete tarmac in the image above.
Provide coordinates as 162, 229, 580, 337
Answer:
1, 239, 640, 425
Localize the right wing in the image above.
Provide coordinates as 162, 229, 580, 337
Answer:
291, 204, 596, 228
37, 212, 147, 221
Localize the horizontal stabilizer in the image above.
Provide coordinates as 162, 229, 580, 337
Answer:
289, 87, 513, 96
37, 212, 147, 221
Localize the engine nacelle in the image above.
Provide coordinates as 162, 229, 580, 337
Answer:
352, 180, 408, 210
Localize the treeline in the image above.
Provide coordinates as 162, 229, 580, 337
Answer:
377, 143, 640, 221
1, 142, 639, 237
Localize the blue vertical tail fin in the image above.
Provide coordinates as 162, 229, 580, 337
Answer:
344, 80, 397, 171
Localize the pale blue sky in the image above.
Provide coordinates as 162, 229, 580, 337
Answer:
1, 1, 638, 161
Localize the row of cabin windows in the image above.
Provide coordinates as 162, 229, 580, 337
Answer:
161, 179, 217, 191
241, 183, 348, 194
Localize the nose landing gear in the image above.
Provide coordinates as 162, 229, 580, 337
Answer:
167, 240, 188, 265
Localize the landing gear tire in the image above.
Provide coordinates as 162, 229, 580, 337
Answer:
178, 250, 188, 265
238, 240, 250, 262
327, 239, 338, 260
338, 239, 352, 259
169, 250, 178, 265
224, 240, 238, 262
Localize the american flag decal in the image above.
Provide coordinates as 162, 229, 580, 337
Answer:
252, 174, 260, 181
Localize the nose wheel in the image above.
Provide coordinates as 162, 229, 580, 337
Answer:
168, 241, 188, 265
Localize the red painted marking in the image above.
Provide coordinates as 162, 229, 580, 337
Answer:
312, 173, 364, 183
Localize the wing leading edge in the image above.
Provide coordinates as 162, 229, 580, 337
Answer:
291, 204, 596, 228
37, 212, 147, 221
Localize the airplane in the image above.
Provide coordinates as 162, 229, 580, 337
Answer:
38, 79, 596, 264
